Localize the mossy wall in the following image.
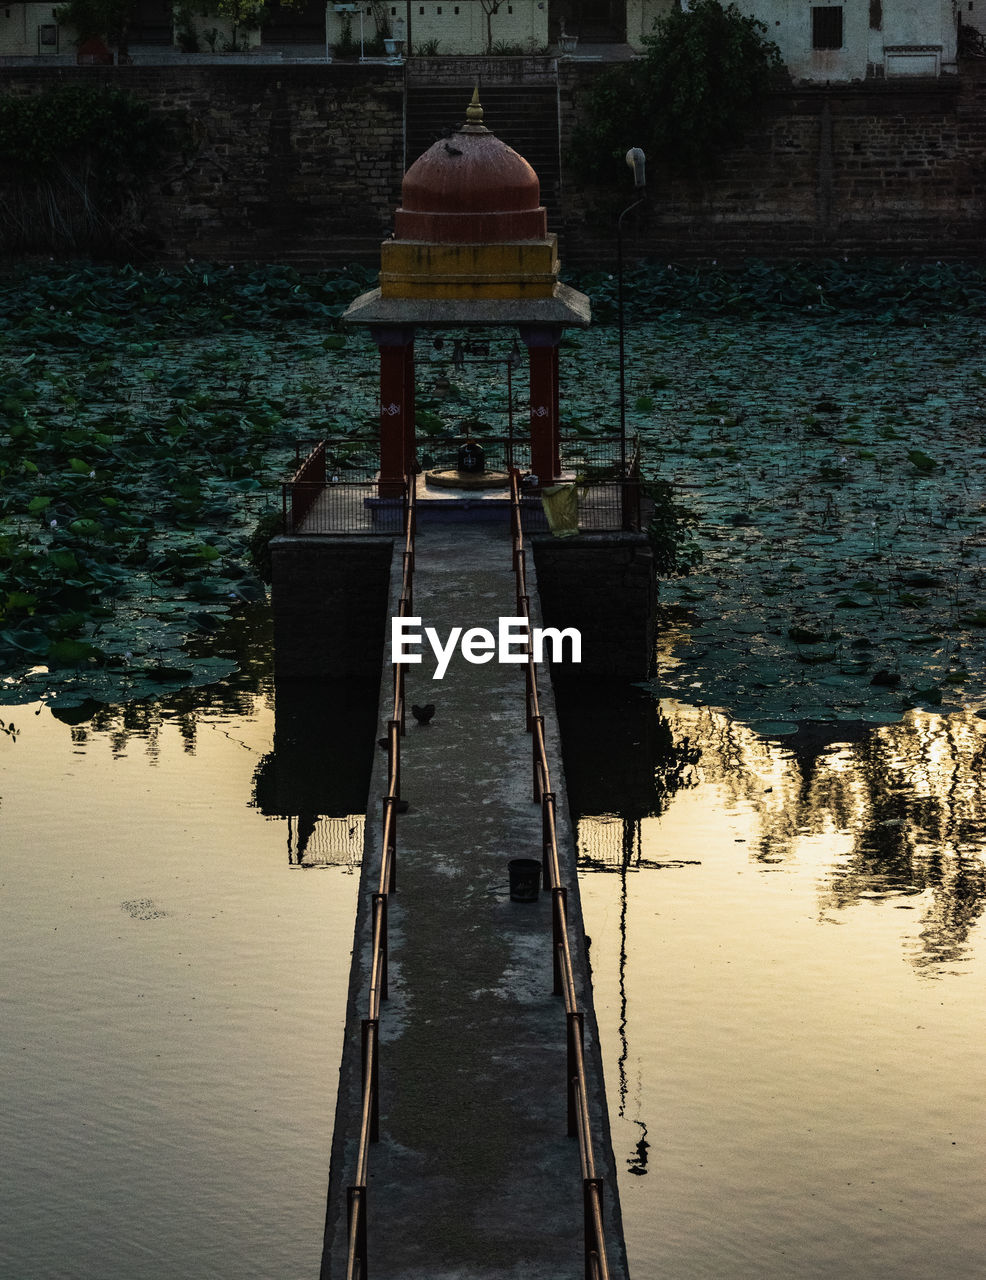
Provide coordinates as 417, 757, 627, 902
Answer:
0, 64, 406, 263
3, 60, 986, 262
558, 62, 986, 260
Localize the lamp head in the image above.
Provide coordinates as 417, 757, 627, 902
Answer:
625, 147, 646, 190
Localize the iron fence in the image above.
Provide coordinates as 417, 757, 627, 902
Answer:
282, 435, 643, 535
283, 480, 406, 535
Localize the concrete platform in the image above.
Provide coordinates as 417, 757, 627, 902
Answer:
296, 474, 628, 531
321, 522, 629, 1279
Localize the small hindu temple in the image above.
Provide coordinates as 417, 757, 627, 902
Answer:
343, 87, 590, 499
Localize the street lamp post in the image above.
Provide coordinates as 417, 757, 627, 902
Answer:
617, 147, 646, 529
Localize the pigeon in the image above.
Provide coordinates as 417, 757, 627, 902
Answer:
411, 703, 435, 725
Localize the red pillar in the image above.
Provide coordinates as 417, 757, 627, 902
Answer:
520, 325, 562, 485
371, 326, 416, 499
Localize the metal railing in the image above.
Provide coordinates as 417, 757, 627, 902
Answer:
283, 479, 406, 534
345, 481, 416, 1280
285, 439, 326, 530
281, 435, 642, 535
283, 439, 407, 534
509, 470, 613, 1280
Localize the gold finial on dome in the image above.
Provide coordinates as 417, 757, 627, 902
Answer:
465, 85, 484, 126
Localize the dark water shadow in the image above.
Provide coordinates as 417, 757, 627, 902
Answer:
252, 675, 378, 867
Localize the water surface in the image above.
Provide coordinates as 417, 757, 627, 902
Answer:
571, 698, 986, 1279
0, 686, 361, 1280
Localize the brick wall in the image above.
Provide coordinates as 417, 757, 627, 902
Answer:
270, 536, 396, 680
559, 62, 986, 260
532, 533, 656, 680
0, 64, 405, 263
3, 60, 986, 262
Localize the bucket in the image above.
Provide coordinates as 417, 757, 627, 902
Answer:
508, 858, 542, 902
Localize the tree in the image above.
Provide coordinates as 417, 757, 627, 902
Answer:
55, 0, 135, 59
479, 0, 502, 54
570, 0, 785, 178
213, 0, 268, 46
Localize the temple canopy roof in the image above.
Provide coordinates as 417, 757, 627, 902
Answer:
343, 89, 590, 330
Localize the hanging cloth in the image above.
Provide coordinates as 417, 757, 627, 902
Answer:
540, 483, 579, 538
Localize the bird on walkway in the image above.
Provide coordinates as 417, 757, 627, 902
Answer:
411, 703, 435, 725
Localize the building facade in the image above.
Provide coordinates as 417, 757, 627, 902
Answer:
0, 0, 966, 75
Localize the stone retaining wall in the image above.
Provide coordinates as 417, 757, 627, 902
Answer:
0, 64, 405, 263
270, 535, 396, 680
558, 63, 986, 260
532, 533, 656, 680
3, 61, 986, 261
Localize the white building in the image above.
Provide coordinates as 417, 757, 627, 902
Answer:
733, 0, 960, 80
0, 0, 966, 76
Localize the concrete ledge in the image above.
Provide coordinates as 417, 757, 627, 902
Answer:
342, 283, 591, 328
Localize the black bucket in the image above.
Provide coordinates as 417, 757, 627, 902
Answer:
508, 858, 542, 902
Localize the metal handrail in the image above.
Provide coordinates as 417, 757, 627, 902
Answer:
508, 471, 613, 1280
345, 479, 415, 1280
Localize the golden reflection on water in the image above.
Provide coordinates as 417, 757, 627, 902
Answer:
0, 695, 362, 1280
650, 704, 986, 975
576, 700, 986, 1280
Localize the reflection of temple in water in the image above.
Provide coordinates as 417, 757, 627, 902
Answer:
561, 689, 986, 976
553, 675, 702, 873
282, 814, 364, 871
252, 676, 375, 869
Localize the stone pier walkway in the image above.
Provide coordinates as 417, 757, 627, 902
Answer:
321, 521, 629, 1280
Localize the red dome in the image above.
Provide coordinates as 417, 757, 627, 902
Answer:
393, 114, 548, 244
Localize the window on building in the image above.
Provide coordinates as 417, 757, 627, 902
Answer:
812, 6, 843, 50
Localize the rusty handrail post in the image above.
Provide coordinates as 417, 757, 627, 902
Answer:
371, 891, 389, 1001
531, 716, 545, 801
583, 1179, 606, 1280
362, 1017, 380, 1143
388, 719, 401, 800
552, 885, 567, 998
397, 661, 406, 736
382, 796, 398, 893
541, 792, 555, 884
567, 1010, 584, 1138
346, 1186, 368, 1280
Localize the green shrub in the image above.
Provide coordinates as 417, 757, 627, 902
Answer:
644, 479, 701, 577
570, 0, 784, 179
